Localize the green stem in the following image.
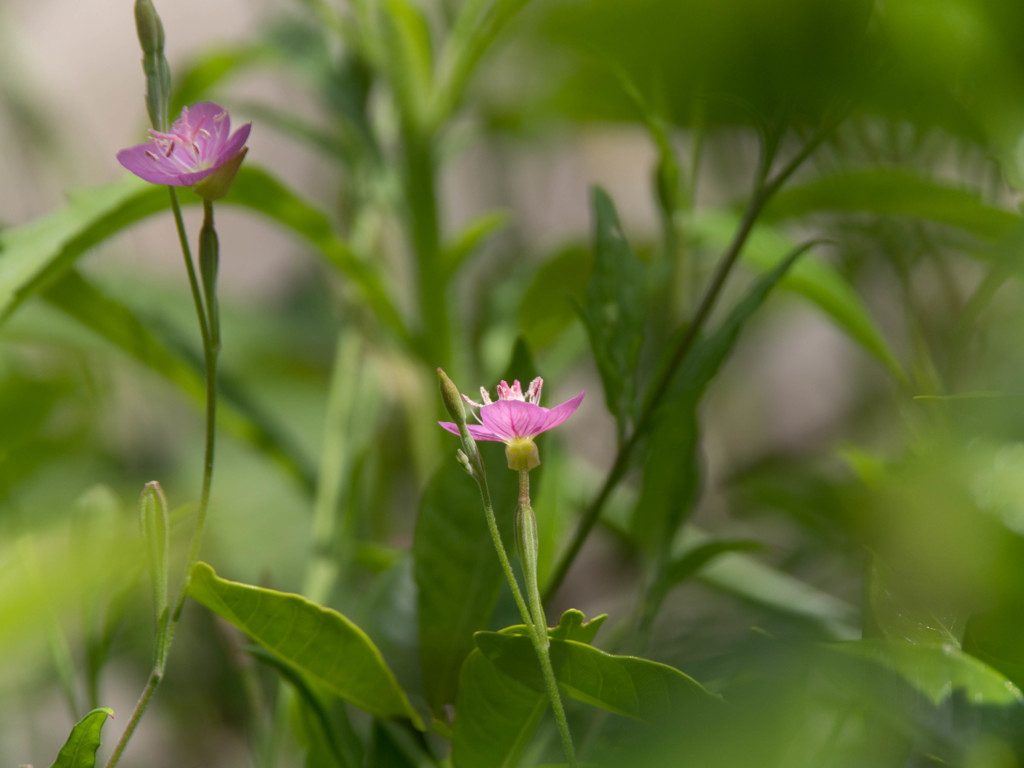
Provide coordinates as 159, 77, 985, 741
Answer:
105, 196, 221, 768
543, 119, 838, 604
517, 470, 576, 767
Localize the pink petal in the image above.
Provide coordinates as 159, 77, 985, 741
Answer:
536, 390, 585, 432
437, 421, 503, 441
479, 401, 551, 441
214, 123, 251, 165
116, 144, 190, 185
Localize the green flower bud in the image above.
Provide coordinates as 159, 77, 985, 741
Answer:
139, 481, 170, 624
437, 367, 467, 428
134, 0, 166, 56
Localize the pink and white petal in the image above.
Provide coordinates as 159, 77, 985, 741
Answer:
117, 145, 188, 185
214, 123, 251, 165
437, 421, 502, 441
188, 101, 230, 136
479, 400, 550, 441
536, 391, 585, 433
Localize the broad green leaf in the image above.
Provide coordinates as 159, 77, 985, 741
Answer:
764, 168, 1020, 241
475, 633, 716, 720
825, 640, 1023, 707
865, 556, 963, 647
580, 188, 647, 439
188, 562, 423, 728
43, 270, 316, 492
633, 240, 817, 553
452, 648, 547, 768
690, 210, 904, 380
48, 707, 114, 768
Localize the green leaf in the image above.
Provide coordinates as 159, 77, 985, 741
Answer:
764, 168, 1020, 241
43, 269, 316, 492
0, 167, 408, 346
519, 246, 590, 351
825, 640, 1023, 707
633, 240, 818, 554
414, 429, 518, 713
188, 562, 423, 728
498, 608, 609, 644
690, 210, 904, 380
664, 539, 764, 589
580, 188, 647, 439
48, 707, 114, 768
452, 647, 548, 768
170, 44, 276, 116
444, 209, 510, 276
475, 632, 717, 720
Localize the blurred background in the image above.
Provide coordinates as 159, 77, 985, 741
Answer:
5, 0, 1024, 765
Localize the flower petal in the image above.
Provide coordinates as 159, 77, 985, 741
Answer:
214, 122, 252, 166
437, 421, 503, 441
116, 144, 189, 185
479, 400, 551, 441
535, 390, 585, 433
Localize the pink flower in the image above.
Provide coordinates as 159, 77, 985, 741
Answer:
117, 101, 250, 198
439, 377, 584, 470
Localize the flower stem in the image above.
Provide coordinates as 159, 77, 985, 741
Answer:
105, 195, 221, 768
517, 470, 577, 767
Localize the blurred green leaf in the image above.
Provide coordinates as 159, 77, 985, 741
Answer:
47, 707, 114, 768
865, 557, 964, 647
444, 209, 510, 276
451, 647, 547, 768
475, 632, 716, 719
634, 240, 816, 554
580, 188, 647, 440
188, 562, 423, 728
665, 539, 764, 589
825, 639, 1023, 707
0, 167, 408, 346
170, 44, 276, 116
691, 210, 905, 380
764, 168, 1021, 241
519, 246, 590, 351
43, 270, 316, 492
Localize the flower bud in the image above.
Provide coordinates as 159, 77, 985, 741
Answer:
437, 368, 467, 428
139, 481, 170, 624
134, 0, 166, 56
505, 437, 540, 472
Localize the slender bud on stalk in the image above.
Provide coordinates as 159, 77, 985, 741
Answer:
134, 0, 165, 56
199, 204, 220, 350
438, 368, 467, 428
138, 481, 170, 626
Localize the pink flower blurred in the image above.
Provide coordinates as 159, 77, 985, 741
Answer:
117, 102, 250, 190
439, 377, 584, 443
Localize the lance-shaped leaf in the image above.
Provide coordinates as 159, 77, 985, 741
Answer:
579, 187, 646, 439
633, 241, 819, 554
475, 632, 717, 720
188, 562, 423, 728
48, 707, 114, 768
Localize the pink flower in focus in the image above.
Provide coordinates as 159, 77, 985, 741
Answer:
439, 377, 584, 470
117, 102, 250, 196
